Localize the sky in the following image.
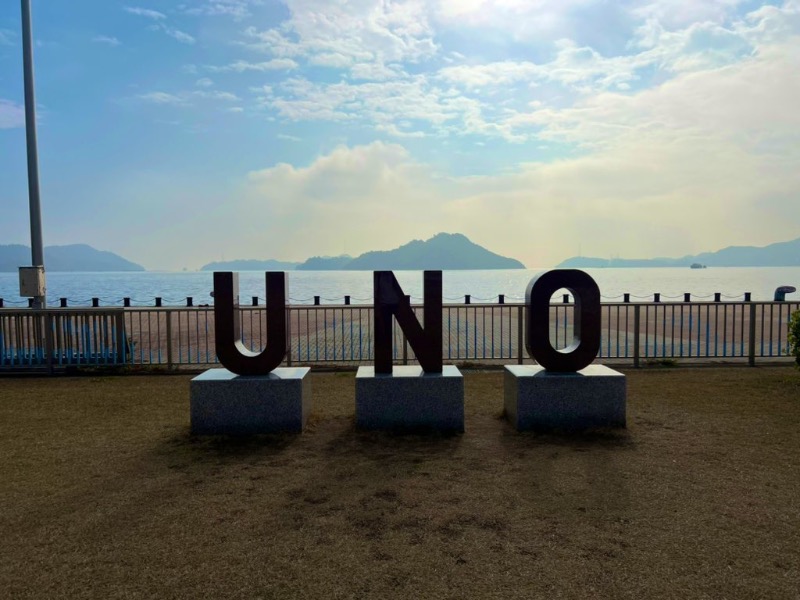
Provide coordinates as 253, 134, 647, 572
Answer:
1, 0, 799, 271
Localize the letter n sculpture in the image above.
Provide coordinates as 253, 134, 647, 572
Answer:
356, 271, 464, 432
189, 272, 311, 435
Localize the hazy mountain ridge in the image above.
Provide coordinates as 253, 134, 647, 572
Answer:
557, 237, 800, 268
0, 244, 144, 272
297, 255, 353, 270
296, 233, 525, 270
202, 233, 524, 271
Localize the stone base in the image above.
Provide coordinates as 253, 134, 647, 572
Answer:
355, 365, 464, 432
190, 367, 311, 435
504, 364, 626, 431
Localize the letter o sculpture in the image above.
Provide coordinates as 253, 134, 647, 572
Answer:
525, 269, 601, 372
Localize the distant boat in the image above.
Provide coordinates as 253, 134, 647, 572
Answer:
690, 263, 707, 269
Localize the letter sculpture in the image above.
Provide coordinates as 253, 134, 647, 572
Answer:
525, 269, 601, 371
213, 271, 289, 375
373, 270, 443, 374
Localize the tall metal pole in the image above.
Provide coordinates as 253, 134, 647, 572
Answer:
21, 0, 46, 309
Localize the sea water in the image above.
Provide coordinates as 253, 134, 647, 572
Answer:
0, 267, 798, 306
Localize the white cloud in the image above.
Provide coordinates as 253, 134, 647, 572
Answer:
163, 27, 195, 44
124, 6, 166, 20
182, 0, 262, 19
241, 0, 438, 76
126, 6, 195, 44
138, 89, 241, 105
195, 77, 214, 88
206, 59, 299, 72
195, 90, 240, 101
138, 92, 187, 105
235, 142, 450, 257
267, 74, 508, 139
92, 35, 121, 46
507, 40, 800, 151
632, 0, 748, 28
0, 99, 25, 129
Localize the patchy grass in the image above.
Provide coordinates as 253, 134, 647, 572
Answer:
1, 368, 799, 599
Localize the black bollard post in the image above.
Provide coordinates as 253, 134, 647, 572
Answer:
187, 297, 194, 307
123, 298, 131, 307
684, 293, 690, 303
465, 295, 471, 305
498, 294, 505, 304
744, 292, 752, 302
155, 297, 162, 307
562, 294, 570, 304
623, 293, 630, 303
60, 298, 67, 307
314, 296, 320, 306
344, 295, 351, 305
252, 296, 258, 306
92, 298, 99, 307
654, 293, 660, 303
714, 293, 721, 303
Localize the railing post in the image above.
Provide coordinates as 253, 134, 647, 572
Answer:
166, 308, 173, 370
45, 311, 55, 375
402, 333, 408, 365
517, 305, 524, 365
286, 305, 293, 367
748, 302, 756, 367
633, 304, 641, 368
115, 310, 126, 364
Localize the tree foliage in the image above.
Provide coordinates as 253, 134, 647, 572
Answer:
789, 309, 800, 366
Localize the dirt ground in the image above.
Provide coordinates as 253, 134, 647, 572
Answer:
1, 367, 799, 599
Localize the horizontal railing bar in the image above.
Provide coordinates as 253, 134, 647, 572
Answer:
1, 300, 797, 371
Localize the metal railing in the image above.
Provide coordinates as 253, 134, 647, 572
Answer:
1, 300, 798, 372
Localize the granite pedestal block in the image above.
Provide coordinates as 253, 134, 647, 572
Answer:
190, 367, 311, 435
356, 365, 464, 432
504, 364, 626, 431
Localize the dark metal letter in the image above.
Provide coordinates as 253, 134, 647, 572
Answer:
525, 269, 601, 372
214, 271, 289, 375
374, 271, 442, 374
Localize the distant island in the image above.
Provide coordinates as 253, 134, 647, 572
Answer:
203, 233, 525, 271
557, 237, 800, 268
0, 244, 144, 272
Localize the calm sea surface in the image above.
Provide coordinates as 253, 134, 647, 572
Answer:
1, 267, 799, 306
